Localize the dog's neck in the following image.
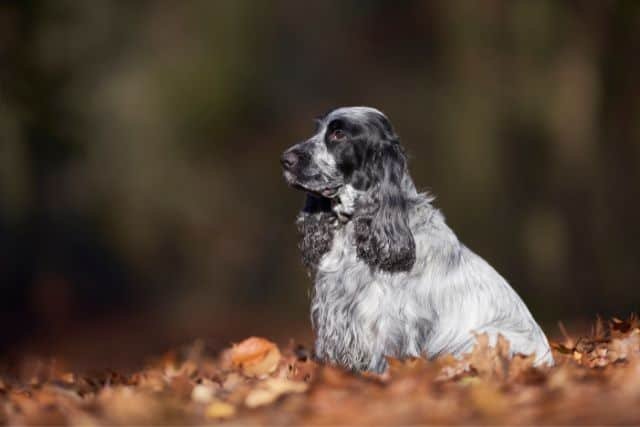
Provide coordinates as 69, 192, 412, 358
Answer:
295, 186, 360, 273
331, 184, 364, 223
296, 181, 426, 273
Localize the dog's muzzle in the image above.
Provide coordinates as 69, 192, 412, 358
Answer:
281, 149, 341, 198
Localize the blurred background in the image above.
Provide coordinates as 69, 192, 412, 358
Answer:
1, 0, 638, 369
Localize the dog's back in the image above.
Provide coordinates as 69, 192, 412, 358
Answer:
283, 106, 553, 373
311, 197, 553, 372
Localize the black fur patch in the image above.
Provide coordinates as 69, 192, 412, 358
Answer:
296, 195, 336, 271
353, 144, 416, 273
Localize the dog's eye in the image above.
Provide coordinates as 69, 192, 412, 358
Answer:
328, 129, 346, 142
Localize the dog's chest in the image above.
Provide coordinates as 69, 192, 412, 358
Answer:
311, 224, 418, 369
314, 224, 378, 308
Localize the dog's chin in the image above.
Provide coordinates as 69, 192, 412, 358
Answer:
317, 186, 342, 199
293, 186, 340, 200
284, 172, 341, 199
300, 186, 341, 200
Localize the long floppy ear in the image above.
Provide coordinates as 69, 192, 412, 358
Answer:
354, 143, 416, 272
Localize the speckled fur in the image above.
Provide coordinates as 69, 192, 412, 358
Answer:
284, 107, 554, 373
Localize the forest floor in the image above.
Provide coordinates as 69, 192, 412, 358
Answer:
1, 316, 639, 425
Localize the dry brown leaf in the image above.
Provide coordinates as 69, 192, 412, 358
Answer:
609, 334, 640, 362
131, 370, 165, 392
231, 337, 282, 377
98, 386, 163, 425
469, 380, 508, 419
191, 381, 220, 404
169, 374, 194, 399
205, 400, 236, 419
244, 378, 308, 408
2, 315, 640, 425
222, 372, 243, 391
319, 365, 352, 387
551, 341, 574, 354
467, 333, 511, 382
285, 356, 317, 383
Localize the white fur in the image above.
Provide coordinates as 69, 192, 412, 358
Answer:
311, 196, 553, 372
286, 106, 554, 373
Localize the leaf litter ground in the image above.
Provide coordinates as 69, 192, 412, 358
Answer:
1, 316, 639, 425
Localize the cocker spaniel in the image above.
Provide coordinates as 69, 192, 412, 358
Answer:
281, 106, 553, 373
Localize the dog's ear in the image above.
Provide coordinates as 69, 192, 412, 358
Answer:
355, 144, 416, 272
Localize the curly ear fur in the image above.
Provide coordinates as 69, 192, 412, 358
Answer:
354, 143, 416, 272
296, 195, 335, 271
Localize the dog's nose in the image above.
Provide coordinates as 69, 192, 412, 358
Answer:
280, 151, 298, 170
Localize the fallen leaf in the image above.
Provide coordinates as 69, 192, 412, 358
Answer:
469, 380, 507, 419
205, 401, 236, 419
551, 341, 574, 354
192, 383, 217, 404
98, 386, 162, 425
244, 378, 308, 408
231, 337, 282, 377
2, 315, 640, 425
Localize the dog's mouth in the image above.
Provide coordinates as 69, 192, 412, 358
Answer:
294, 183, 341, 199
284, 171, 342, 199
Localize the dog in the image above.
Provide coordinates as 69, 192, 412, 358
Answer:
281, 106, 553, 372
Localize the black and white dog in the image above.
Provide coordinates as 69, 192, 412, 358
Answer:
281, 106, 553, 373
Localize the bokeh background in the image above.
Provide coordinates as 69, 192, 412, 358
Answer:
1, 0, 639, 369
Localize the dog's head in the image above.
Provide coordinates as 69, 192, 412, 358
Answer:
281, 106, 416, 272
